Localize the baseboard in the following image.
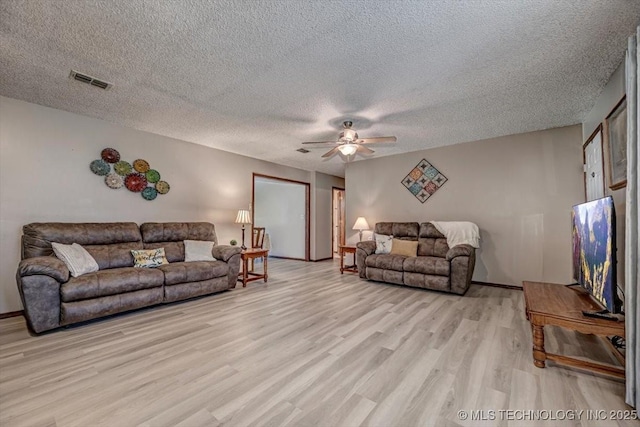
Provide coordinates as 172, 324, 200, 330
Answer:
472, 281, 523, 291
268, 256, 308, 261
312, 257, 333, 262
0, 310, 24, 319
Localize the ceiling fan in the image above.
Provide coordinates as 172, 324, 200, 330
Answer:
302, 121, 397, 159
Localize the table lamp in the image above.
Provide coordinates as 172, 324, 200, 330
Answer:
352, 217, 370, 242
235, 209, 252, 249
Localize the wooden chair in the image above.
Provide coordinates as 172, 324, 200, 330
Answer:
249, 227, 265, 271
252, 227, 265, 249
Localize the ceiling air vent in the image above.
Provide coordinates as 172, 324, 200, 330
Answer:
69, 70, 113, 90
296, 148, 310, 153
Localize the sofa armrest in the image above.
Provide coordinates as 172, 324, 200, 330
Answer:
212, 245, 242, 263
448, 246, 476, 295
356, 241, 376, 256
356, 241, 376, 278
18, 256, 69, 283
445, 244, 474, 261
16, 268, 63, 334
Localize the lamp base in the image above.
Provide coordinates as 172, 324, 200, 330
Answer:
358, 230, 363, 242
241, 225, 247, 250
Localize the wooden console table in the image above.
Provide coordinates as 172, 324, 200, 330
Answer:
238, 248, 269, 287
339, 245, 357, 274
523, 281, 625, 378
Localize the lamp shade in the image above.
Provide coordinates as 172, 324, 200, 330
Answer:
235, 209, 252, 224
352, 217, 370, 231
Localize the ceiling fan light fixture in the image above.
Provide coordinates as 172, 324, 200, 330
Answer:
338, 144, 357, 156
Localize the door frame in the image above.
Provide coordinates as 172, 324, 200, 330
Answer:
582, 124, 605, 201
331, 187, 346, 256
252, 173, 310, 261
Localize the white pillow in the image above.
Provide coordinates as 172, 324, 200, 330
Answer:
184, 240, 216, 262
51, 242, 99, 277
374, 233, 393, 254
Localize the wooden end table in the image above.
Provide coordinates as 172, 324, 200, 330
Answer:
238, 248, 269, 287
339, 245, 357, 274
523, 281, 625, 378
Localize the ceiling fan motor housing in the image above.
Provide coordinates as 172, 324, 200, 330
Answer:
339, 129, 358, 142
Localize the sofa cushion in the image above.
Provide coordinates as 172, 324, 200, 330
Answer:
374, 233, 393, 254
365, 254, 407, 272
418, 223, 449, 257
22, 222, 142, 263
390, 239, 418, 257
51, 243, 99, 277
184, 240, 216, 262
158, 261, 229, 286
403, 256, 450, 276
131, 248, 169, 268
374, 222, 419, 239
61, 267, 165, 302
141, 223, 219, 263
84, 242, 142, 269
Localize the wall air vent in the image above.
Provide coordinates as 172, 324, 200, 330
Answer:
69, 70, 113, 90
296, 148, 310, 153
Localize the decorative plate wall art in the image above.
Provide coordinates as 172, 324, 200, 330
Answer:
90, 159, 110, 176
142, 187, 158, 200
114, 160, 132, 176
101, 148, 120, 163
105, 173, 124, 189
133, 159, 150, 173
89, 148, 170, 201
145, 169, 160, 183
125, 173, 148, 192
401, 159, 447, 203
155, 181, 170, 194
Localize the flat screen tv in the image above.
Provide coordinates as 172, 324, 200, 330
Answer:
571, 196, 620, 314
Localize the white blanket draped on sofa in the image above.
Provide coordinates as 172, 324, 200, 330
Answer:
430, 221, 480, 248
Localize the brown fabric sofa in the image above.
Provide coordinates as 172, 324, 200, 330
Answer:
16, 222, 241, 333
356, 222, 476, 295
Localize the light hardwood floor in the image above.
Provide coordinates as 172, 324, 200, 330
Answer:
0, 259, 636, 427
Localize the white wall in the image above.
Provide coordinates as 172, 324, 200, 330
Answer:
581, 60, 627, 290
583, 62, 625, 139
345, 125, 584, 287
0, 96, 342, 313
254, 178, 306, 259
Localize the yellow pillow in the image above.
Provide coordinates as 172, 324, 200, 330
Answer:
390, 239, 418, 257
131, 248, 169, 268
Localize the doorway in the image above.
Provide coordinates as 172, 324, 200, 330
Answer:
252, 173, 310, 261
583, 125, 605, 201
332, 187, 345, 257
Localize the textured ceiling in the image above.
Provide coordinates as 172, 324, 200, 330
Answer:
1, 1, 639, 177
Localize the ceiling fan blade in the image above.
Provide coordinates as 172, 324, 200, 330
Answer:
356, 145, 375, 155
302, 140, 340, 145
321, 146, 341, 158
357, 136, 397, 144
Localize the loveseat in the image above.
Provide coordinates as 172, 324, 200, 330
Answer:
356, 222, 476, 295
16, 222, 241, 333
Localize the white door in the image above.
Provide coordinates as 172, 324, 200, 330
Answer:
254, 177, 307, 260
584, 129, 604, 201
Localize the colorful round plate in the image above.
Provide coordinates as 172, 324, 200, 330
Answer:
155, 180, 170, 194
125, 173, 148, 192
90, 159, 110, 176
101, 148, 121, 163
145, 169, 160, 183
114, 160, 132, 176
104, 173, 124, 189
133, 159, 150, 173
141, 187, 158, 200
